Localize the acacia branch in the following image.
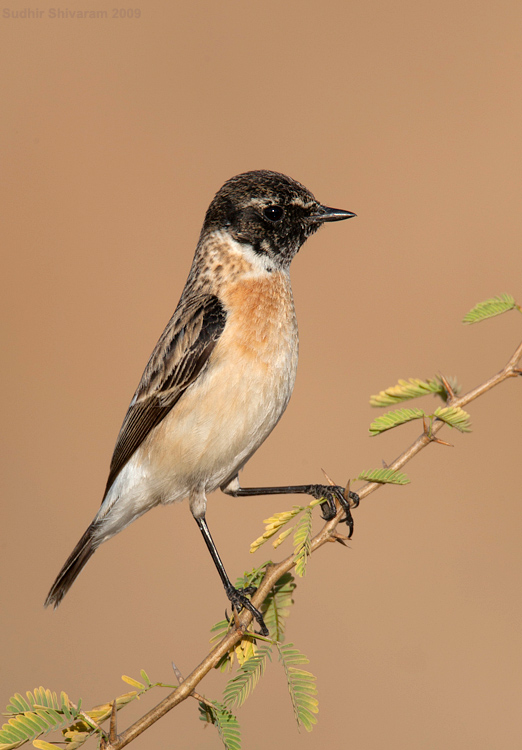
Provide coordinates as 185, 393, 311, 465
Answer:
106, 336, 522, 750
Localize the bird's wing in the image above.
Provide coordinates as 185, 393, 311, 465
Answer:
103, 293, 227, 498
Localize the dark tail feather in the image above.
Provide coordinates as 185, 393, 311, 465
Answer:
44, 524, 97, 609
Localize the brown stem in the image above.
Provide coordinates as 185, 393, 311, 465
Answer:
106, 336, 522, 750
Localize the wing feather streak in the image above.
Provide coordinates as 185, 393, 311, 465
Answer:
103, 294, 227, 497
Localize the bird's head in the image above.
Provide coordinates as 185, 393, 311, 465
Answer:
202, 170, 355, 268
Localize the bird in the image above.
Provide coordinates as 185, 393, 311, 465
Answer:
45, 170, 357, 634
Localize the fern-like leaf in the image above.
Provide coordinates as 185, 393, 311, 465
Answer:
433, 406, 472, 432
223, 647, 272, 708
369, 377, 449, 406
356, 468, 410, 485
83, 691, 139, 726
249, 507, 303, 553
462, 293, 517, 324
277, 644, 318, 732
369, 407, 425, 435
198, 701, 241, 750
6, 689, 65, 716
234, 565, 268, 593
0, 691, 81, 750
293, 507, 313, 578
272, 527, 294, 549
250, 499, 323, 554
261, 572, 296, 643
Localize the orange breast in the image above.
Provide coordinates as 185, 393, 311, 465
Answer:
220, 271, 297, 365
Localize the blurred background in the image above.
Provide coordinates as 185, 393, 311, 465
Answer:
2, 1, 522, 748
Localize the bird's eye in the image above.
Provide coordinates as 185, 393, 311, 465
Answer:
263, 205, 284, 222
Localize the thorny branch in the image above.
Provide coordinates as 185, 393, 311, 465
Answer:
104, 337, 522, 750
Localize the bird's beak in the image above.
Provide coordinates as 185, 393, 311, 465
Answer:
308, 206, 357, 223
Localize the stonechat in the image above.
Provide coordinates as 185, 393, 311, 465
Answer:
45, 170, 356, 634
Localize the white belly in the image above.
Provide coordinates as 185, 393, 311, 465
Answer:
94, 283, 298, 542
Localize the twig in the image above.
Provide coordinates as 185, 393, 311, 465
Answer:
109, 700, 118, 744
172, 662, 211, 705
104, 336, 522, 750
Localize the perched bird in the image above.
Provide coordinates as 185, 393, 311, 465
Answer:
45, 170, 357, 633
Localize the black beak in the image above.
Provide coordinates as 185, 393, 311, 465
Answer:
309, 205, 357, 223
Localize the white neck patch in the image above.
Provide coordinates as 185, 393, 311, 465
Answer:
217, 231, 279, 276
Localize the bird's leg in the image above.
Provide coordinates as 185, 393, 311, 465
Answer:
222, 479, 359, 539
194, 516, 268, 636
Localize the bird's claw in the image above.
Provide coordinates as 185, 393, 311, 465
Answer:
311, 484, 359, 539
225, 585, 268, 636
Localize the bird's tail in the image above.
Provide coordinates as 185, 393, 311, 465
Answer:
44, 523, 97, 609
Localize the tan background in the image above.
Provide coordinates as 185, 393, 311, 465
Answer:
2, 1, 522, 748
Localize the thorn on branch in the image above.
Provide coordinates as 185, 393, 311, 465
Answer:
329, 532, 351, 546
231, 606, 244, 633
321, 468, 336, 487
109, 699, 118, 744
422, 415, 453, 446
171, 662, 185, 686
222, 607, 245, 636
439, 373, 456, 401
431, 436, 454, 447
172, 661, 207, 703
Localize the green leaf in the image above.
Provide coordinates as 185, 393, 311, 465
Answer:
293, 507, 313, 578
223, 647, 272, 708
462, 293, 517, 324
356, 468, 410, 485
277, 644, 318, 732
210, 618, 232, 640
198, 701, 241, 750
261, 572, 296, 643
249, 506, 304, 553
121, 675, 145, 690
433, 406, 472, 432
32, 713, 53, 732
18, 716, 45, 735
234, 565, 267, 592
370, 377, 449, 406
61, 729, 90, 749
369, 407, 425, 435
0, 695, 81, 750
0, 691, 83, 750
139, 670, 152, 687
250, 499, 322, 554
85, 691, 139, 726
6, 695, 31, 714
272, 527, 294, 549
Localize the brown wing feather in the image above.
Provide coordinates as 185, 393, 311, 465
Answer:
103, 294, 227, 498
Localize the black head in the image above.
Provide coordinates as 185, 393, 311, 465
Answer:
202, 170, 355, 268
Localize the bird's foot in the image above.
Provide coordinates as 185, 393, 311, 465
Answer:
225, 584, 268, 636
307, 484, 359, 538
